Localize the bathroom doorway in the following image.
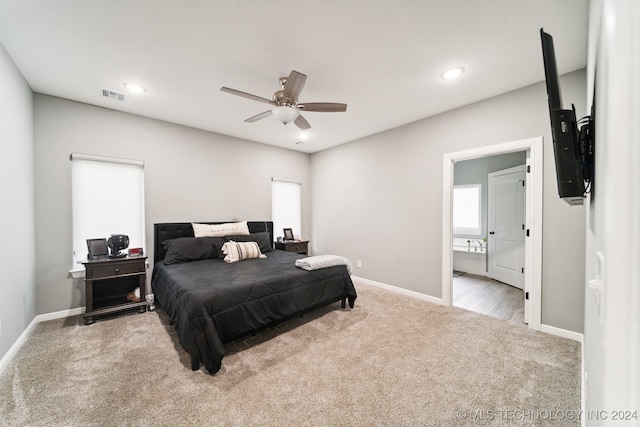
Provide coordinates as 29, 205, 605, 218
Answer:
442, 137, 543, 330
452, 155, 526, 321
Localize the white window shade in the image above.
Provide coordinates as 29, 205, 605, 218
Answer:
453, 184, 482, 236
71, 154, 145, 268
271, 178, 301, 241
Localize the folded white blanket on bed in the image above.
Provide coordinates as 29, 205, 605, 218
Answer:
295, 255, 352, 274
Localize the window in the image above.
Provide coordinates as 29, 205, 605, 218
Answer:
271, 178, 301, 242
453, 183, 482, 236
71, 153, 145, 272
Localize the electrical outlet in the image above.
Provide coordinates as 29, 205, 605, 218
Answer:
357, 260, 362, 268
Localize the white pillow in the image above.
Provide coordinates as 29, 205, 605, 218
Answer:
192, 221, 250, 238
221, 240, 266, 263
295, 255, 353, 274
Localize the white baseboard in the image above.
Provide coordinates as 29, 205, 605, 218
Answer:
37, 306, 85, 323
0, 316, 39, 375
539, 323, 583, 342
0, 307, 86, 375
351, 275, 445, 306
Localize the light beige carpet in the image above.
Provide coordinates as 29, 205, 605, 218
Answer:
0, 281, 581, 426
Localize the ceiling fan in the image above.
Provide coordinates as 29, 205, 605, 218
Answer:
220, 70, 347, 130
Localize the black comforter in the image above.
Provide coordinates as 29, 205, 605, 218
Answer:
151, 250, 357, 374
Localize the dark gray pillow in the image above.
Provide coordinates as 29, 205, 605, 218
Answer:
224, 232, 272, 253
163, 237, 225, 265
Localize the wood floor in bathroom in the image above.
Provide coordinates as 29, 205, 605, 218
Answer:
453, 273, 524, 324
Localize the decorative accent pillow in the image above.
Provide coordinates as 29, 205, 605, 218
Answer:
163, 237, 225, 265
224, 232, 272, 253
221, 240, 266, 263
192, 221, 250, 238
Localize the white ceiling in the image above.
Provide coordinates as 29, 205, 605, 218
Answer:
0, 0, 588, 153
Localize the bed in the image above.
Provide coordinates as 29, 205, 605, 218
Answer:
151, 221, 357, 375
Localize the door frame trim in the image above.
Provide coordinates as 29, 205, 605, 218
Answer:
442, 137, 543, 329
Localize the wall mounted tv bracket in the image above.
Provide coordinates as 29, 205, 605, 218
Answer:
577, 108, 595, 194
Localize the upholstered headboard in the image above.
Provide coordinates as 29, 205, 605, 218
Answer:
153, 221, 274, 263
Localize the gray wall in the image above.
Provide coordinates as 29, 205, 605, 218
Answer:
453, 152, 527, 240
310, 69, 587, 333
34, 95, 311, 315
0, 44, 36, 360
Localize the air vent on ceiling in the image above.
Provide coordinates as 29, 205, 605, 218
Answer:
102, 89, 126, 101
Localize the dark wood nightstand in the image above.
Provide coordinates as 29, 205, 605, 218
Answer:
82, 256, 148, 325
275, 240, 309, 255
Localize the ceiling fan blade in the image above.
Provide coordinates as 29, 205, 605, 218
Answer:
245, 110, 272, 123
293, 114, 311, 130
221, 87, 276, 106
283, 70, 307, 102
298, 102, 347, 112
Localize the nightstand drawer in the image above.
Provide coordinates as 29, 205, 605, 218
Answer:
91, 261, 143, 279
290, 243, 307, 253
275, 240, 309, 255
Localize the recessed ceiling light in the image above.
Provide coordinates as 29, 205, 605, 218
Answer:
123, 82, 146, 94
298, 131, 310, 141
440, 66, 465, 80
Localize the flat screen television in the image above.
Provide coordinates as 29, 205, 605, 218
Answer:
540, 28, 593, 206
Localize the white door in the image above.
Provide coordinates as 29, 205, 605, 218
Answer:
487, 165, 526, 289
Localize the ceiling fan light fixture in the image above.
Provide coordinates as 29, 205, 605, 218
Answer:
272, 106, 299, 125
440, 66, 465, 80
221, 70, 347, 130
